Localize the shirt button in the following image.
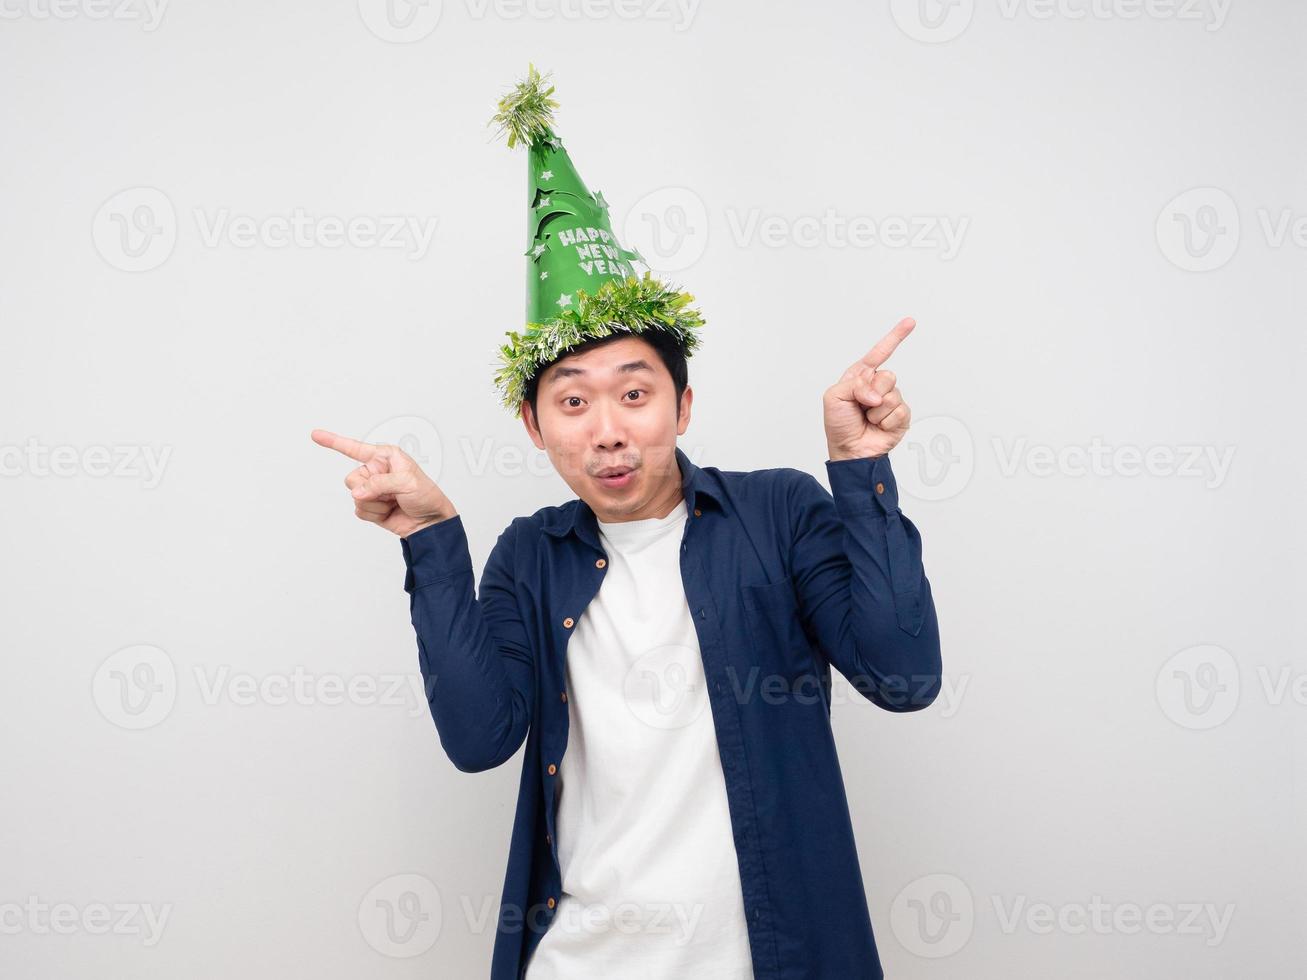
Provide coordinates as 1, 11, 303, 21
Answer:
875, 482, 885, 494
562, 617, 574, 628
560, 691, 567, 703
693, 508, 702, 517
547, 763, 557, 775
595, 558, 606, 568
547, 896, 557, 909
545, 833, 552, 845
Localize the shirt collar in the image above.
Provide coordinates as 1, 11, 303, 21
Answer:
541, 445, 726, 545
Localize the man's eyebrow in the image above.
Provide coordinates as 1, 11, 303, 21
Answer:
544, 359, 656, 387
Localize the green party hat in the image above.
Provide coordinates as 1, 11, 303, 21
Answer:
488, 64, 705, 418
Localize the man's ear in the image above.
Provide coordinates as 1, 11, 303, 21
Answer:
676, 385, 693, 436
522, 399, 546, 450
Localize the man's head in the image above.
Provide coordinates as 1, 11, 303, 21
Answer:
521, 331, 693, 524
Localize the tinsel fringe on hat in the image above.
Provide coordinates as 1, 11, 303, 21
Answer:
492, 271, 704, 418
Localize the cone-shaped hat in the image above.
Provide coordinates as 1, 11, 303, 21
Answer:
489, 64, 704, 418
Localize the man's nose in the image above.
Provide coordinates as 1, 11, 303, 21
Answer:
591, 400, 627, 451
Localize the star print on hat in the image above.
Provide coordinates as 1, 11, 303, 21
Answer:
488, 64, 705, 418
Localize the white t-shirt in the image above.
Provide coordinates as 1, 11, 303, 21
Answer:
524, 498, 755, 979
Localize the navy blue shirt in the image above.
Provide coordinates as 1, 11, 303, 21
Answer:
400, 446, 942, 979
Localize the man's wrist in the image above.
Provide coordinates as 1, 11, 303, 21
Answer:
402, 510, 458, 539
827, 447, 888, 462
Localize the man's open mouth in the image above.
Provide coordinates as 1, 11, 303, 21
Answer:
594, 466, 635, 487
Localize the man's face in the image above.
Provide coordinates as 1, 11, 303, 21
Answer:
522, 335, 692, 523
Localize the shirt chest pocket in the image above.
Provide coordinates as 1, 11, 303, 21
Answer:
741, 577, 821, 687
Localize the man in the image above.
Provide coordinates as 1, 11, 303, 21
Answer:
312, 67, 942, 980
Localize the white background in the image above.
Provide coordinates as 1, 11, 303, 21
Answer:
1, 0, 1303, 977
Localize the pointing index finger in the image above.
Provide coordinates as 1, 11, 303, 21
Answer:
311, 428, 378, 463
858, 316, 916, 372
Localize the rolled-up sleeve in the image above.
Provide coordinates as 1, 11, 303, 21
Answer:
787, 454, 942, 711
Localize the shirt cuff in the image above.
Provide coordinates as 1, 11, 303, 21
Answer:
399, 515, 475, 593
824, 453, 900, 518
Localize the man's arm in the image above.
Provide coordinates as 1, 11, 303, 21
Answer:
309, 428, 534, 773
401, 516, 535, 773
788, 455, 942, 711
799, 315, 941, 710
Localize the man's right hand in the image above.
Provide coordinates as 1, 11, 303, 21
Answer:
311, 429, 457, 538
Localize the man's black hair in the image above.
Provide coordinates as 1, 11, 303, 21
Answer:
523, 330, 689, 421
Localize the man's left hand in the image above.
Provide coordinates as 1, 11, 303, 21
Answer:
824, 316, 916, 461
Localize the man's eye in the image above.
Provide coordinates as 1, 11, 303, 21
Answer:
564, 396, 583, 408
625, 389, 644, 401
